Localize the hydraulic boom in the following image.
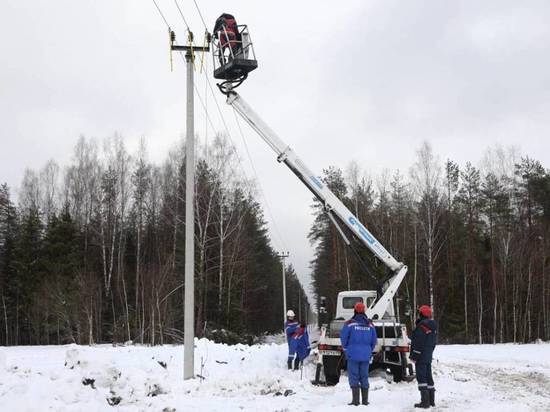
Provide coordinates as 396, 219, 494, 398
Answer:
225, 89, 408, 319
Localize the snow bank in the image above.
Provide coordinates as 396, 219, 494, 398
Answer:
0, 340, 549, 411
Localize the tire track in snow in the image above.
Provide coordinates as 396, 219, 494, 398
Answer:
441, 361, 550, 409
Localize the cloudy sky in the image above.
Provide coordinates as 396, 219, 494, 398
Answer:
2, 1, 550, 299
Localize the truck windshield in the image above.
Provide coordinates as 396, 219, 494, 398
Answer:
342, 296, 376, 309
342, 297, 363, 309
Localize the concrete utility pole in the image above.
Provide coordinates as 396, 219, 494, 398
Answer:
277, 252, 290, 326
170, 31, 209, 381
183, 49, 195, 381
298, 290, 301, 320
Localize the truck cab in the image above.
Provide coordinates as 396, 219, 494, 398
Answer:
336, 291, 377, 320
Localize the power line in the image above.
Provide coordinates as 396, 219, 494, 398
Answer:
151, 0, 171, 28
201, 66, 290, 251
191, 0, 209, 31
193, 82, 216, 132
232, 109, 289, 252
173, 0, 190, 31
203, 57, 209, 160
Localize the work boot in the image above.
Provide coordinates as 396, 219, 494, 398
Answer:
287, 359, 292, 370
361, 387, 369, 405
294, 358, 300, 370
414, 389, 430, 409
348, 386, 360, 406
428, 388, 435, 407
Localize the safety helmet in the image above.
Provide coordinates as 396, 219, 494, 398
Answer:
354, 302, 366, 314
418, 305, 432, 318
286, 309, 295, 318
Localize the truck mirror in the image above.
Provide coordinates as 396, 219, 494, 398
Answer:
319, 297, 328, 326
404, 301, 412, 316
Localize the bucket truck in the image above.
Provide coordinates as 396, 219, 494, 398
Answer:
212, 23, 414, 385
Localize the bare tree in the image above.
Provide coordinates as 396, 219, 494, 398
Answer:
207, 134, 249, 313
109, 136, 132, 341
346, 160, 362, 218
40, 160, 60, 220
132, 138, 151, 342
19, 169, 41, 214
410, 141, 444, 312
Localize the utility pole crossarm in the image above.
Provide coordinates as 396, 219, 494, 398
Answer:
171, 45, 210, 52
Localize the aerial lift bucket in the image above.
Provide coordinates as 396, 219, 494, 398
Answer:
212, 24, 258, 82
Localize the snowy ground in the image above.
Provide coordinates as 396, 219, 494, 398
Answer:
1, 337, 550, 411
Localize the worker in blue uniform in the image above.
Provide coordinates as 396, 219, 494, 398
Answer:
284, 309, 299, 369
289, 324, 310, 370
410, 305, 438, 408
340, 302, 378, 406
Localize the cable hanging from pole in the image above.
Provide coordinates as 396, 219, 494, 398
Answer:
232, 108, 289, 252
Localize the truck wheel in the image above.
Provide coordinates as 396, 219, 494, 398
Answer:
390, 364, 405, 383
314, 363, 322, 384
323, 356, 341, 386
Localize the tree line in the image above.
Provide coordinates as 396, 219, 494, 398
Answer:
0, 134, 310, 346
310, 142, 549, 344
3, 136, 548, 346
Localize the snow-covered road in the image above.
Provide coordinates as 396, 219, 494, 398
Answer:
1, 339, 549, 411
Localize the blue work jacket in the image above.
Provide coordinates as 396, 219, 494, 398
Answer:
340, 314, 377, 362
410, 318, 437, 363
285, 320, 299, 344
289, 326, 310, 360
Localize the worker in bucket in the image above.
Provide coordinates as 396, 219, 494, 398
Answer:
284, 310, 299, 369
289, 323, 310, 370
340, 302, 377, 406
213, 13, 241, 58
410, 305, 438, 409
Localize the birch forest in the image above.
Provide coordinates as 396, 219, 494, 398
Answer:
0, 135, 309, 346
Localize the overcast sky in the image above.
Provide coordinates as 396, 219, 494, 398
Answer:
2, 1, 550, 301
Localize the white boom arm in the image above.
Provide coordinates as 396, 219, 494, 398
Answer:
226, 91, 407, 316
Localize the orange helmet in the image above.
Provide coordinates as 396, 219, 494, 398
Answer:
354, 302, 366, 314
418, 305, 432, 318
